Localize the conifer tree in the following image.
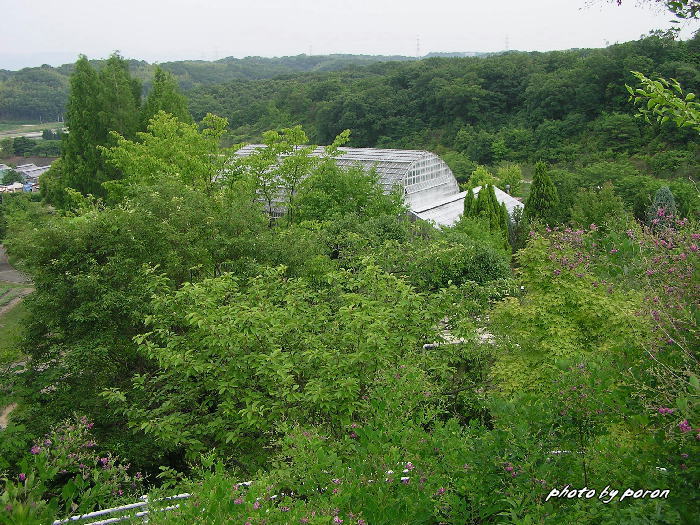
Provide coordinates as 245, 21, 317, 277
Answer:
524, 161, 559, 224
463, 187, 474, 217
97, 54, 141, 142
141, 66, 192, 128
59, 55, 103, 198
646, 185, 677, 228
46, 54, 142, 204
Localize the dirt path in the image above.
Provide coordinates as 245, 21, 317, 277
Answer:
0, 288, 33, 316
0, 403, 17, 430
0, 245, 31, 284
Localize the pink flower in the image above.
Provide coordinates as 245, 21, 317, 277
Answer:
609, 248, 618, 254
358, 521, 367, 525
349, 432, 358, 439
690, 244, 698, 252
333, 517, 343, 524
435, 487, 446, 495
233, 497, 244, 504
589, 223, 598, 231
18, 473, 26, 482
678, 420, 692, 433
332, 478, 341, 484
504, 465, 514, 472
30, 445, 41, 455
253, 501, 261, 510
280, 506, 290, 512
405, 462, 415, 471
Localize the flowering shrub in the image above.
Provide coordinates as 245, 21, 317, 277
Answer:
0, 416, 145, 524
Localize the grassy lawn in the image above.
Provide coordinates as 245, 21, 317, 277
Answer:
0, 297, 29, 366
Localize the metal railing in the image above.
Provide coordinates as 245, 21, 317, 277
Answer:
52, 493, 191, 525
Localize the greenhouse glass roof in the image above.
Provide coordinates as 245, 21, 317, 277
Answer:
235, 145, 519, 227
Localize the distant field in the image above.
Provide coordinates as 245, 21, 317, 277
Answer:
0, 121, 63, 136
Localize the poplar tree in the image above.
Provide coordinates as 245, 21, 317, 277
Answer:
524, 161, 559, 224
141, 66, 192, 128
46, 54, 142, 204
60, 55, 103, 198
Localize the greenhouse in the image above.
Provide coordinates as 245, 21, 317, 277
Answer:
235, 145, 521, 226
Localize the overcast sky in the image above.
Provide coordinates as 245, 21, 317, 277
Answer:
1, 0, 698, 69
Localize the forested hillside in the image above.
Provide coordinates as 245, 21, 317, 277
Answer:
0, 54, 415, 121
187, 32, 700, 168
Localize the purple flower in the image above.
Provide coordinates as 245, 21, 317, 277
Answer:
253, 501, 261, 510
349, 432, 358, 439
280, 506, 290, 512
233, 497, 244, 504
332, 478, 341, 484
333, 517, 343, 524
43, 439, 52, 446
405, 462, 415, 471
30, 446, 41, 455
504, 465, 514, 472
5, 504, 12, 512
435, 487, 446, 496
18, 473, 26, 482
609, 248, 618, 254
358, 521, 367, 525
678, 420, 692, 433
589, 223, 598, 231
401, 477, 410, 484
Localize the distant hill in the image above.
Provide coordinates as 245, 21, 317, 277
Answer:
0, 54, 417, 121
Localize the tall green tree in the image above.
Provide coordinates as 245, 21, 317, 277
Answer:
140, 66, 192, 128
58, 55, 103, 200
47, 54, 142, 205
524, 161, 559, 224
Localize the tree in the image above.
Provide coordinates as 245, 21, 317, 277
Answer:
613, 0, 700, 20
58, 55, 105, 200
463, 186, 474, 216
646, 185, 678, 228
2, 169, 24, 185
570, 182, 628, 230
468, 165, 497, 188
496, 163, 522, 195
102, 111, 230, 197
12, 136, 37, 155
524, 161, 559, 224
140, 66, 192, 128
0, 138, 14, 158
627, 72, 700, 133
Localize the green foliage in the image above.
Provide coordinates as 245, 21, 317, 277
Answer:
570, 182, 629, 229
524, 161, 560, 225
1, 169, 23, 185
627, 72, 700, 133
101, 111, 230, 197
140, 66, 192, 127
467, 165, 497, 188
104, 263, 441, 469
496, 163, 522, 196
